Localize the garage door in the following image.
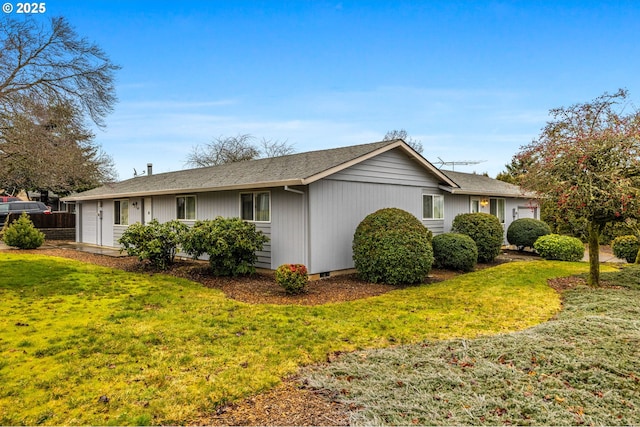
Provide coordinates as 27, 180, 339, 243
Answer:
517, 205, 538, 220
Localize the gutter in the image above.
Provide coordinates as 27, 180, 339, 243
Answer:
283, 185, 304, 195
439, 185, 536, 198
62, 179, 305, 202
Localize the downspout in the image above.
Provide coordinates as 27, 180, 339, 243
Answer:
283, 185, 304, 195
283, 186, 308, 268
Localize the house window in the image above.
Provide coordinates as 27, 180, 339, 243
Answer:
114, 200, 129, 225
177, 195, 196, 220
470, 199, 480, 213
240, 191, 270, 222
423, 194, 444, 220
490, 198, 506, 224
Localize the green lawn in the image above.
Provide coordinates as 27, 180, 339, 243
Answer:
0, 253, 593, 425
303, 265, 640, 426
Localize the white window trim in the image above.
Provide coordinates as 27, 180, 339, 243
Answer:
422, 194, 444, 220
240, 191, 271, 223
176, 195, 197, 221
470, 198, 480, 213
114, 199, 129, 226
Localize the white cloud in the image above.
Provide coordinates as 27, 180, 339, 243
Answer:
96, 85, 548, 180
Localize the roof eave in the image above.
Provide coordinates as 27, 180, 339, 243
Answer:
440, 186, 537, 198
63, 179, 305, 202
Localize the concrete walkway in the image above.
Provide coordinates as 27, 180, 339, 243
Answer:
582, 246, 626, 263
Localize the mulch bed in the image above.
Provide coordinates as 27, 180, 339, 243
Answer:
1, 244, 546, 425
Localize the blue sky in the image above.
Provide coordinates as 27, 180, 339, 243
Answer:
23, 1, 640, 179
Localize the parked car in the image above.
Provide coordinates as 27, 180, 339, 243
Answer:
0, 201, 52, 223
0, 196, 20, 203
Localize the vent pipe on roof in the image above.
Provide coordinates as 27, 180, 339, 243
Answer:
147, 163, 153, 176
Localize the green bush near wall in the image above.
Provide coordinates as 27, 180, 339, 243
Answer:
181, 216, 269, 276
352, 208, 433, 285
507, 218, 551, 250
451, 213, 504, 263
118, 219, 189, 270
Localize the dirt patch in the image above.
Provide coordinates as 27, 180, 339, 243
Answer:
547, 276, 587, 292
197, 380, 350, 426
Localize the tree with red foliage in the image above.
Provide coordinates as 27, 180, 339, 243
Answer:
516, 89, 640, 286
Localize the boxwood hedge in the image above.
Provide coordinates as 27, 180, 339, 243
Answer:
533, 234, 584, 262
451, 213, 503, 263
352, 208, 433, 285
507, 218, 551, 250
432, 233, 478, 272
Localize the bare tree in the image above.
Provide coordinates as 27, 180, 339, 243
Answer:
383, 129, 424, 153
0, 16, 120, 127
258, 137, 295, 158
0, 15, 119, 195
186, 134, 295, 167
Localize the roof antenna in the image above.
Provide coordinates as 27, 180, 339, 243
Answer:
435, 157, 486, 171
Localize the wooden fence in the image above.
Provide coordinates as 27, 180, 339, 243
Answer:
6, 212, 76, 228
5, 212, 76, 240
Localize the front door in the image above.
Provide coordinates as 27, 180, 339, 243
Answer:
143, 197, 153, 224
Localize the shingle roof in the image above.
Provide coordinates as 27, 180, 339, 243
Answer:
64, 140, 534, 202
65, 140, 458, 201
440, 170, 530, 197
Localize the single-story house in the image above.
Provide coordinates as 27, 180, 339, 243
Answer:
63, 139, 538, 276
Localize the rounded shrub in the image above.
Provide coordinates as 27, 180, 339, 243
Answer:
611, 235, 640, 263
432, 233, 478, 272
2, 212, 45, 249
275, 264, 308, 294
533, 234, 584, 261
451, 213, 504, 263
352, 208, 433, 285
181, 216, 269, 276
507, 218, 551, 250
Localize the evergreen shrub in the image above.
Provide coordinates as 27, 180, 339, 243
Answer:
451, 213, 504, 263
275, 264, 308, 294
533, 234, 584, 261
118, 219, 188, 270
352, 208, 433, 285
181, 217, 269, 276
507, 218, 551, 250
432, 233, 478, 272
611, 235, 640, 263
2, 212, 45, 249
